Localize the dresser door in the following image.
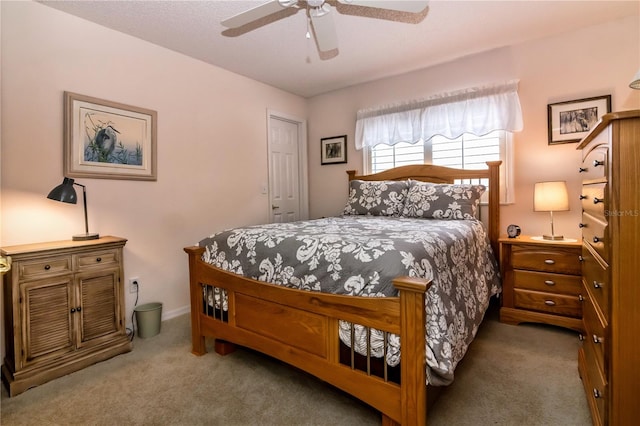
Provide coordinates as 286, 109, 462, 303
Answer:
75, 268, 124, 349
20, 277, 75, 369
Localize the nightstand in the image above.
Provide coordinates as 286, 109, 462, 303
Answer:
1, 236, 132, 396
499, 235, 583, 332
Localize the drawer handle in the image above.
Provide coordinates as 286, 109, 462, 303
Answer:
593, 197, 603, 204
544, 280, 555, 286
593, 389, 601, 399
579, 195, 587, 200
579, 167, 587, 173
544, 259, 555, 265
593, 281, 602, 289
593, 236, 601, 243
44, 264, 51, 270
544, 300, 556, 306
579, 294, 584, 302
96, 257, 102, 262
578, 334, 585, 341
592, 334, 602, 344
578, 255, 584, 262
70, 308, 76, 313
593, 160, 604, 167
578, 223, 586, 228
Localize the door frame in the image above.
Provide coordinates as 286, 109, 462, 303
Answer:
266, 109, 309, 221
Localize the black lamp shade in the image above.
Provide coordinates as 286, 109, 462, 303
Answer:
47, 177, 78, 204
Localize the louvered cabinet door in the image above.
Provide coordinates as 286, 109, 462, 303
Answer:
20, 277, 75, 368
75, 268, 124, 348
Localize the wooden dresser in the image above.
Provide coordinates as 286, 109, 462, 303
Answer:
576, 110, 640, 425
1, 236, 132, 396
499, 235, 583, 331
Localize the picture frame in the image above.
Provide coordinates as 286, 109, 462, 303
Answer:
547, 95, 611, 145
64, 91, 157, 180
320, 135, 347, 165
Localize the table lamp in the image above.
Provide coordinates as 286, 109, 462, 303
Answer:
47, 177, 99, 241
534, 181, 569, 240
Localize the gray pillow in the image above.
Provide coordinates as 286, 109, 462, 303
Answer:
343, 180, 409, 216
402, 181, 486, 220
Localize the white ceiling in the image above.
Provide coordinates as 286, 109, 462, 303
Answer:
39, 1, 639, 98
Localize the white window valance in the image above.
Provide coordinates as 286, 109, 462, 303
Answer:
355, 80, 523, 150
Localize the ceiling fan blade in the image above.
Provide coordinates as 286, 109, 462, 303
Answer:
310, 5, 339, 52
309, 4, 338, 52
222, 1, 297, 28
337, 0, 429, 13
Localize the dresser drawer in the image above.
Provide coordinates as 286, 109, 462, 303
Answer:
581, 343, 607, 426
511, 245, 581, 275
582, 290, 606, 374
581, 245, 609, 320
19, 256, 72, 280
581, 213, 608, 262
513, 270, 581, 295
579, 143, 608, 183
514, 289, 581, 318
75, 249, 119, 270
580, 183, 607, 221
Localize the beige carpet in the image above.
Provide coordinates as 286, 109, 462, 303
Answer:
1, 303, 591, 425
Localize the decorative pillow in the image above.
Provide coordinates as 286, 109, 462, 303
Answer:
343, 180, 409, 216
402, 181, 486, 220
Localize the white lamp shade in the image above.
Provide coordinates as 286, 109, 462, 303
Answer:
630, 69, 640, 90
534, 181, 569, 212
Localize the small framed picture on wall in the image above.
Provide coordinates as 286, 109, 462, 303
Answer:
547, 95, 611, 145
321, 135, 347, 165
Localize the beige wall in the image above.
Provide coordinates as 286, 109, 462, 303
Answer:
307, 15, 640, 241
0, 0, 307, 359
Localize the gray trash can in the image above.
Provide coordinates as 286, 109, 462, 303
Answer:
134, 302, 162, 338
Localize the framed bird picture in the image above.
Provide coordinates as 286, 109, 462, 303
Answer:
63, 91, 157, 180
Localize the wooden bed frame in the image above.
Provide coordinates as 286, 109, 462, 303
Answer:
184, 161, 501, 425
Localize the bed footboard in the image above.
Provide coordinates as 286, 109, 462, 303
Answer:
184, 246, 430, 425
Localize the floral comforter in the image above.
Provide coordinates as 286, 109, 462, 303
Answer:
199, 215, 501, 386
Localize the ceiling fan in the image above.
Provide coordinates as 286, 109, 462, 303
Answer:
221, 0, 429, 53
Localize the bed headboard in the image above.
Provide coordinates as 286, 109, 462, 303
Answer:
346, 161, 502, 256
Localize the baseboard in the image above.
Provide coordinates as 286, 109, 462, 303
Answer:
161, 305, 190, 321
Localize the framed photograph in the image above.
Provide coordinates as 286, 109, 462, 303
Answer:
64, 91, 157, 180
320, 135, 347, 165
547, 95, 611, 145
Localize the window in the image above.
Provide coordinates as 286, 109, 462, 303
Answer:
365, 131, 514, 203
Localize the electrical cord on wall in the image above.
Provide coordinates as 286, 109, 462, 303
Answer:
126, 284, 139, 342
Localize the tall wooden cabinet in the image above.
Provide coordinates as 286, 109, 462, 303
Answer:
576, 110, 640, 425
1, 236, 131, 396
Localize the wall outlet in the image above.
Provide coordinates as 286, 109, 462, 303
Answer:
129, 277, 139, 294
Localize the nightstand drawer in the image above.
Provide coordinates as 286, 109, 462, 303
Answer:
75, 249, 119, 270
581, 183, 607, 221
511, 246, 581, 275
19, 256, 72, 280
514, 289, 581, 318
513, 270, 581, 295
581, 245, 609, 320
